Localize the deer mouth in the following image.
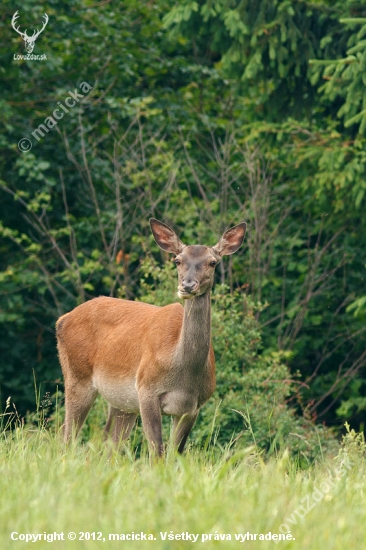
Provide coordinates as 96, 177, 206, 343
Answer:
177, 289, 197, 299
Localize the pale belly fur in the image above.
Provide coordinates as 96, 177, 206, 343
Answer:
92, 374, 198, 416
92, 374, 140, 413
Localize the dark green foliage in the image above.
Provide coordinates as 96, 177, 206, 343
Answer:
311, 17, 366, 135
163, 0, 359, 121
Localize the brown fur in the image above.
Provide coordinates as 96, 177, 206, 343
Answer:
57, 218, 246, 456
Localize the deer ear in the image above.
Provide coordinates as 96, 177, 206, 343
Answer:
150, 218, 184, 255
213, 222, 247, 256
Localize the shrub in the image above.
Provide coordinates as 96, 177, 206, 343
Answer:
139, 257, 338, 463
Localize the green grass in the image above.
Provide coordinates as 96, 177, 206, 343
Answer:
0, 422, 366, 549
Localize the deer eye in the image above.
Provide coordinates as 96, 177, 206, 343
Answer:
209, 261, 217, 267
174, 259, 181, 266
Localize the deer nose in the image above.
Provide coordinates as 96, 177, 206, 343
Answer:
182, 280, 198, 293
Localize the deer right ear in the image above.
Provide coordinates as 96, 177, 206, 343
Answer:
150, 218, 184, 255
213, 222, 247, 256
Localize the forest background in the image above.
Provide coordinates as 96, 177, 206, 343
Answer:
1, 0, 366, 459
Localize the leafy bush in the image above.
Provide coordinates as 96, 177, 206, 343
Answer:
138, 257, 338, 463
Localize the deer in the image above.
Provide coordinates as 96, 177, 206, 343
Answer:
11, 11, 49, 54
56, 218, 246, 456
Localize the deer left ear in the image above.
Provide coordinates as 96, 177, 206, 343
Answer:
213, 222, 247, 256
150, 218, 185, 255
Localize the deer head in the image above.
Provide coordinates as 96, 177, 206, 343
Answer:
150, 219, 247, 299
11, 11, 49, 54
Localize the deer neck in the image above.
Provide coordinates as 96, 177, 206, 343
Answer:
173, 291, 212, 372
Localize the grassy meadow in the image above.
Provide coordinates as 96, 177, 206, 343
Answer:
1, 418, 366, 550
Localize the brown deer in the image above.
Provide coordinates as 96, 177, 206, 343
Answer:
56, 218, 246, 455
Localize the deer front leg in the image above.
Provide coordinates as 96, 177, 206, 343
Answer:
173, 412, 198, 454
138, 390, 164, 456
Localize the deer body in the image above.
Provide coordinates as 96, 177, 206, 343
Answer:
57, 219, 246, 455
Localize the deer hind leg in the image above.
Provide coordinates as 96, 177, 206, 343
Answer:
104, 406, 137, 446
173, 412, 198, 454
63, 377, 97, 442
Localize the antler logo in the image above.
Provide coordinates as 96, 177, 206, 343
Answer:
11, 10, 49, 54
